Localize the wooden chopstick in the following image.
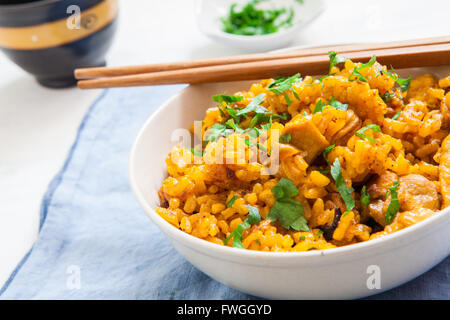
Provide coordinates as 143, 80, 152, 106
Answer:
77, 42, 450, 89
75, 36, 450, 80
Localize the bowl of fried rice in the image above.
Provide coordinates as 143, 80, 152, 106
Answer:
129, 53, 450, 299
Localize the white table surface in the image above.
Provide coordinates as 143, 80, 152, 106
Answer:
0, 0, 449, 288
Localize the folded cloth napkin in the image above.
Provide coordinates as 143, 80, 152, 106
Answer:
1, 86, 448, 299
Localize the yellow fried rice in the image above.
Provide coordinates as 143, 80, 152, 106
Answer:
156, 55, 450, 252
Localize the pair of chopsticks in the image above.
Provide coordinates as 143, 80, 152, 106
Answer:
75, 36, 450, 89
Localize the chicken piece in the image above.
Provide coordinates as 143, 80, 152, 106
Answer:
368, 200, 386, 226
367, 171, 398, 200
397, 208, 435, 227
330, 109, 362, 146
278, 143, 301, 162
439, 134, 450, 209
283, 115, 330, 163
397, 174, 440, 211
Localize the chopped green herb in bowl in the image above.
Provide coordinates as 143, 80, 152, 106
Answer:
220, 0, 302, 36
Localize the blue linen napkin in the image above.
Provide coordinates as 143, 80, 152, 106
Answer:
1, 85, 448, 299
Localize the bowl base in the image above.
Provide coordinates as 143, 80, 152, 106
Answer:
36, 76, 77, 88
36, 60, 106, 89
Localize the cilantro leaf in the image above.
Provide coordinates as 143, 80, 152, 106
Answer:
356, 124, 381, 143
385, 181, 400, 225
269, 199, 307, 231
225, 106, 241, 123
381, 91, 395, 103
271, 177, 299, 199
279, 133, 291, 143
236, 93, 266, 116
268, 178, 308, 231
225, 118, 244, 133
313, 98, 325, 113
349, 55, 377, 82
360, 185, 370, 207
384, 66, 411, 92
396, 77, 411, 92
224, 205, 261, 248
227, 195, 238, 208
328, 96, 348, 110
323, 144, 335, 163
268, 74, 301, 96
247, 205, 261, 224
328, 51, 346, 72
284, 93, 293, 106
331, 159, 355, 212
206, 123, 231, 142
392, 112, 401, 120
212, 94, 243, 104
189, 148, 203, 157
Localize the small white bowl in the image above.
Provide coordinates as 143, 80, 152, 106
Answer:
196, 0, 325, 52
129, 73, 450, 299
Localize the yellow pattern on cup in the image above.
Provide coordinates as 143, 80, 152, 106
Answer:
0, 0, 118, 50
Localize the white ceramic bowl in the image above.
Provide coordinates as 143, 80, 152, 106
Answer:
129, 75, 450, 300
196, 0, 325, 52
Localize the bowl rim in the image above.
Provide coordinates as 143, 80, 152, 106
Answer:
129, 84, 450, 263
0, 0, 61, 11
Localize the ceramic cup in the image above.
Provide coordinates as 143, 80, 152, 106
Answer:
0, 0, 118, 88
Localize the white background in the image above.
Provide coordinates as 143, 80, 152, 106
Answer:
0, 0, 449, 287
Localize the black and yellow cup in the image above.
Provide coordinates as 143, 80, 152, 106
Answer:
0, 0, 118, 88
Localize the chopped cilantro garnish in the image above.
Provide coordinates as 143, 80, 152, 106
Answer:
225, 118, 244, 133
206, 123, 231, 142
218, 107, 226, 117
331, 159, 355, 213
316, 230, 324, 238
381, 91, 395, 103
279, 133, 291, 143
284, 93, 293, 106
349, 55, 377, 82
225, 106, 241, 123
189, 148, 203, 157
360, 185, 370, 207
385, 181, 400, 225
328, 96, 348, 110
221, 1, 295, 36
323, 144, 335, 163
227, 195, 238, 208
395, 77, 411, 92
392, 112, 401, 120
268, 73, 301, 96
267, 178, 309, 231
224, 205, 261, 248
328, 51, 346, 72
356, 124, 381, 143
314, 97, 347, 113
271, 177, 299, 199
384, 66, 411, 92
313, 99, 325, 113
292, 88, 300, 100
236, 93, 266, 116
212, 94, 243, 104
